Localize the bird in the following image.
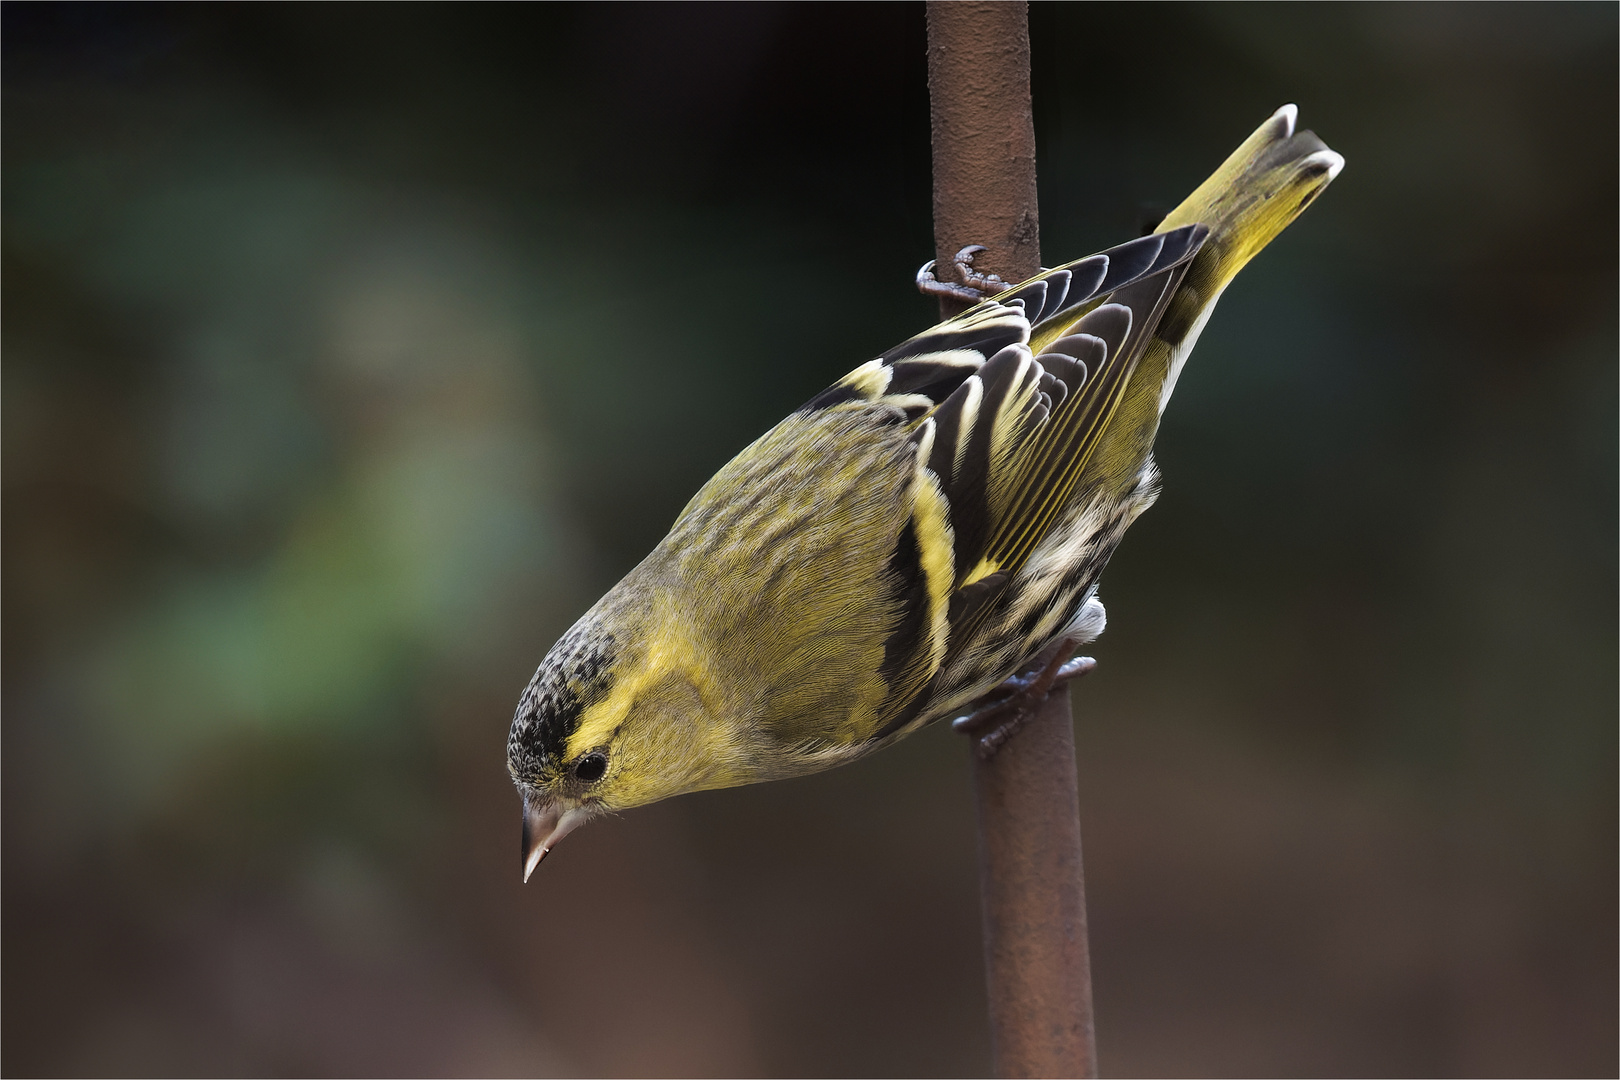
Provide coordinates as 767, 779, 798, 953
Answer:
507, 104, 1342, 879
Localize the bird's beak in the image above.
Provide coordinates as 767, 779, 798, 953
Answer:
521, 797, 589, 882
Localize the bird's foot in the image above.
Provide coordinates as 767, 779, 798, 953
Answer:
916, 244, 1016, 303
952, 638, 1095, 760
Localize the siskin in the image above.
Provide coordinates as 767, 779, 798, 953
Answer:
508, 105, 1342, 878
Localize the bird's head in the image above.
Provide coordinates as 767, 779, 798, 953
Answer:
506, 605, 749, 880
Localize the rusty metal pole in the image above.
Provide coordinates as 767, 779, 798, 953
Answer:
925, 4, 1098, 1077
926, 0, 1041, 321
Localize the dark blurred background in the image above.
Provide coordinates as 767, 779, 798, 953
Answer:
4, 3, 1615, 1076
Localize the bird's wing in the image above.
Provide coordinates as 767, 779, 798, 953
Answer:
925, 225, 1206, 684
800, 226, 1201, 424
796, 225, 1207, 732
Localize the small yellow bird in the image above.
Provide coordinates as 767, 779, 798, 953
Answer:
508, 105, 1342, 878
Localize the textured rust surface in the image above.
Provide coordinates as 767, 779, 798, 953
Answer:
926, 3, 1098, 1076
926, 0, 1041, 318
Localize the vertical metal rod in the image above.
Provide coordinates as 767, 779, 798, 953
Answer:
968, 688, 1097, 1078
925, 4, 1098, 1076
925, 0, 1041, 321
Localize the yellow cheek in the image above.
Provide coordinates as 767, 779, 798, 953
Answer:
594, 674, 751, 811
563, 610, 747, 811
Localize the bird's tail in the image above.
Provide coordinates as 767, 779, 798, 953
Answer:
1155, 104, 1343, 298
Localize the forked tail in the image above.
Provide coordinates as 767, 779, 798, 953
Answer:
1156, 103, 1344, 298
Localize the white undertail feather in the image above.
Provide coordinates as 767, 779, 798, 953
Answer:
1065, 595, 1107, 643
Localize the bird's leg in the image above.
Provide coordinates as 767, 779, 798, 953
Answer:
952, 638, 1096, 760
916, 244, 1019, 303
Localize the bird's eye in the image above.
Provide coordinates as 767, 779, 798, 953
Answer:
573, 752, 608, 783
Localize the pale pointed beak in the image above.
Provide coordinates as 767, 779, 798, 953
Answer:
521, 798, 589, 882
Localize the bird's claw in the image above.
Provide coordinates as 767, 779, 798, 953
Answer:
916, 258, 987, 303
916, 244, 1017, 303
953, 639, 1095, 760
